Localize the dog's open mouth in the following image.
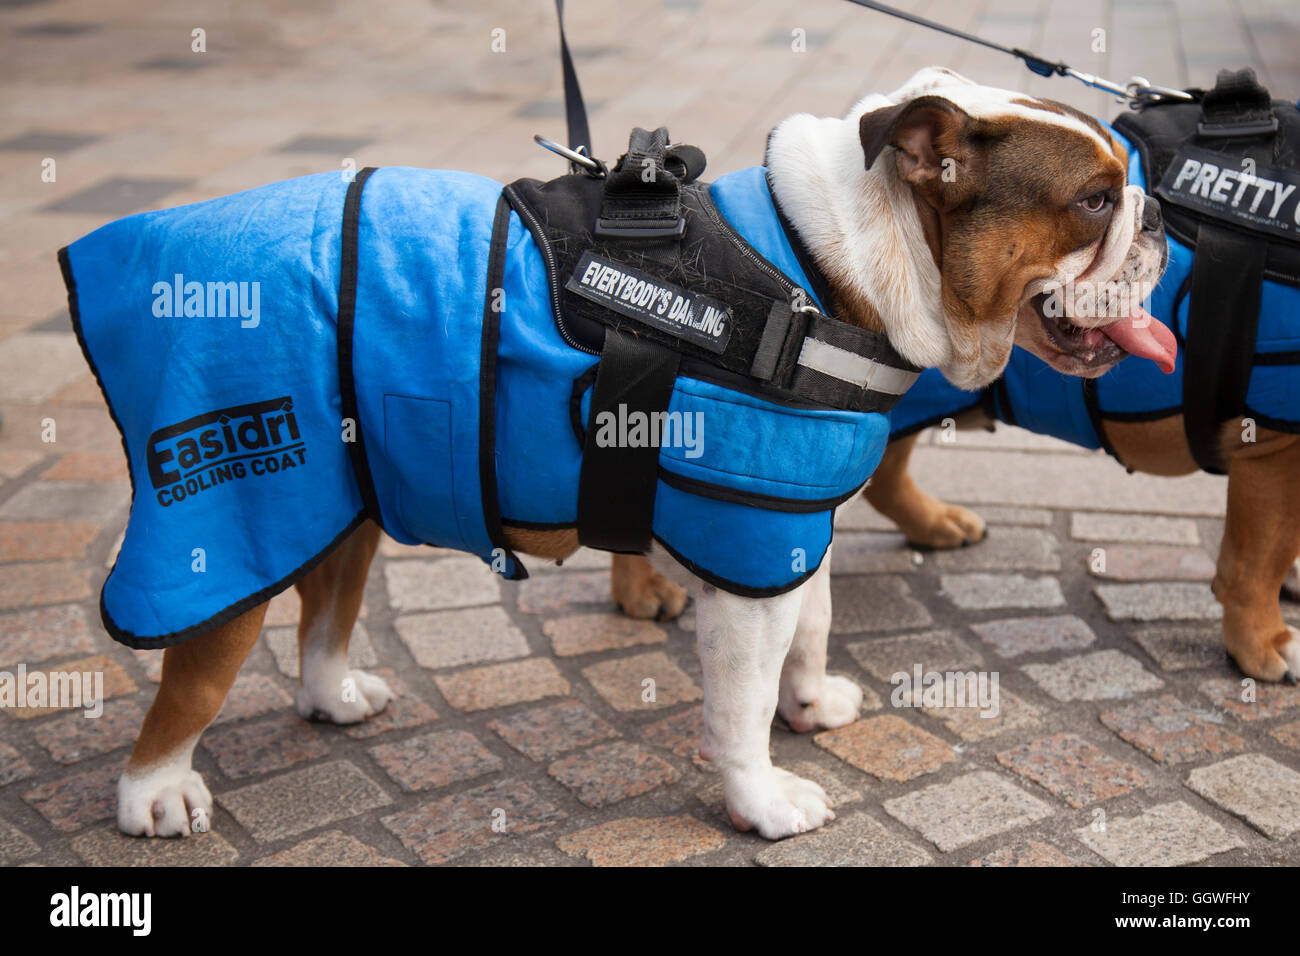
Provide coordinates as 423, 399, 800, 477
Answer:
1032, 293, 1177, 374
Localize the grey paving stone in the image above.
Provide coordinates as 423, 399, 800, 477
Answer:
277, 134, 372, 154
933, 527, 1060, 572
970, 614, 1096, 658
971, 505, 1054, 527
1073, 801, 1246, 866
263, 622, 377, 678
755, 813, 931, 866
15, 21, 98, 36
1087, 545, 1216, 582
0, 130, 99, 151
828, 532, 919, 574
0, 819, 39, 865
1095, 582, 1223, 621
883, 771, 1055, 853
0, 742, 35, 786
41, 176, 193, 215
847, 629, 983, 682
135, 56, 212, 71
0, 480, 129, 521
383, 556, 501, 612
0, 332, 90, 401
1022, 650, 1164, 701
395, 606, 528, 669
940, 573, 1065, 610
515, 98, 605, 119
909, 688, 1042, 742
70, 826, 239, 865
1131, 624, 1226, 672
0, 604, 97, 669
830, 575, 931, 633
218, 760, 392, 843
1185, 754, 1300, 839
1071, 512, 1200, 545
909, 448, 1227, 516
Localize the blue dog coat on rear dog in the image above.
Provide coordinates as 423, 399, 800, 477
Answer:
61, 134, 918, 648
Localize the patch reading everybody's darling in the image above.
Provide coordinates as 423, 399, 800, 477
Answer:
565, 251, 732, 353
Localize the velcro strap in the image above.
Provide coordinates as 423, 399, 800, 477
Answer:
596, 127, 686, 241
1183, 221, 1265, 473
576, 327, 681, 552
1197, 68, 1278, 138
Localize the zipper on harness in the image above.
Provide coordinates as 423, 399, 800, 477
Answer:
503, 183, 599, 357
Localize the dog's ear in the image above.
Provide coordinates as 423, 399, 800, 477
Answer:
858, 95, 972, 185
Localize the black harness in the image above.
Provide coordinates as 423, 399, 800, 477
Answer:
1114, 69, 1300, 472
504, 127, 920, 552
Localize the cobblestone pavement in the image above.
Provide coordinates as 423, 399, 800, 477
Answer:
2, 0, 1299, 866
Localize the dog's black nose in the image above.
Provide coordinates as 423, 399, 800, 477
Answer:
1141, 196, 1163, 232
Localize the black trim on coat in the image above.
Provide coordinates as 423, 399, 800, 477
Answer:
338, 166, 382, 524
477, 195, 528, 580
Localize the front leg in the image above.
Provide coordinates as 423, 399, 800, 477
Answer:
862, 432, 985, 548
695, 581, 834, 839
777, 548, 863, 731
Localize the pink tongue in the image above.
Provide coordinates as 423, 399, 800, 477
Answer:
1100, 307, 1178, 374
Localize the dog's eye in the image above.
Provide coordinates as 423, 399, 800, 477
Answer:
1077, 192, 1108, 213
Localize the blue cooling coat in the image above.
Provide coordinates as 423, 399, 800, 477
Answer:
889, 129, 1300, 449
60, 165, 889, 647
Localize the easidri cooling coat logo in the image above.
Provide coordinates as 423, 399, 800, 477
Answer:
145, 396, 307, 507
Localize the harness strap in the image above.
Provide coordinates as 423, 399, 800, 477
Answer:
788, 313, 919, 409
1183, 221, 1266, 473
576, 327, 681, 552
596, 127, 688, 243
1196, 68, 1278, 138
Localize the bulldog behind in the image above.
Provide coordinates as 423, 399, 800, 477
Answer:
68, 68, 1170, 842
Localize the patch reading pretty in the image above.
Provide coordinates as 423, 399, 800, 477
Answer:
58, 66, 1169, 843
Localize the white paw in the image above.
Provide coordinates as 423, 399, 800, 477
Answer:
117, 764, 211, 838
296, 668, 394, 724
724, 766, 835, 839
781, 674, 864, 732
1281, 626, 1300, 684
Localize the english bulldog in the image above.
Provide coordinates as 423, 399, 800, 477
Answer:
102, 67, 1171, 843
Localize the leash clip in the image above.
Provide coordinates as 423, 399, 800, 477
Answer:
534, 134, 607, 177
1124, 76, 1197, 107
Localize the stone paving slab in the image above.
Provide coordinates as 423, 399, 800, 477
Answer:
883, 771, 1056, 853
1185, 754, 1300, 839
1073, 801, 1247, 867
2, 0, 1298, 868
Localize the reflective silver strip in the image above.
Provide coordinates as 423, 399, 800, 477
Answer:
796, 337, 919, 395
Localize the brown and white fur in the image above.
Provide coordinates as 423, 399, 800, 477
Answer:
116, 68, 1168, 842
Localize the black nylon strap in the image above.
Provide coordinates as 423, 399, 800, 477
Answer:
596, 127, 686, 242
1196, 68, 1278, 138
576, 328, 681, 552
554, 0, 591, 155
1183, 221, 1266, 473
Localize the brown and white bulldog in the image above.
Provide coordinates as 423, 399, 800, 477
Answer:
116, 67, 1170, 842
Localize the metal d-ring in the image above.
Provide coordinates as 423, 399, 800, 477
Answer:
533, 135, 607, 177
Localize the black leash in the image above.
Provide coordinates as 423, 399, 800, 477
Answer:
843, 0, 1066, 79
555, 0, 592, 156
541, 0, 1195, 175
844, 0, 1194, 106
